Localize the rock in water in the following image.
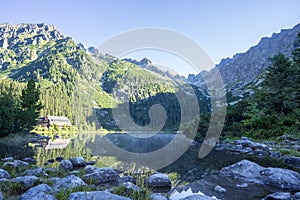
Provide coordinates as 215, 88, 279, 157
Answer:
19, 184, 56, 200
68, 191, 130, 200
145, 173, 172, 188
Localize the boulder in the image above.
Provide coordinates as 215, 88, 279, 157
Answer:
150, 193, 168, 200
220, 160, 265, 184
21, 157, 37, 164
11, 176, 39, 189
3, 160, 29, 168
19, 184, 56, 200
145, 173, 172, 188
294, 192, 300, 199
68, 191, 130, 200
59, 160, 73, 171
1, 157, 14, 162
53, 175, 86, 191
23, 167, 48, 177
83, 167, 119, 184
84, 165, 99, 174
120, 182, 140, 192
178, 194, 217, 200
0, 168, 10, 179
69, 157, 87, 167
261, 167, 300, 190
284, 156, 300, 165
221, 160, 300, 191
263, 192, 293, 200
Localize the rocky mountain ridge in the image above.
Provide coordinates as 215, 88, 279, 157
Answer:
188, 23, 300, 96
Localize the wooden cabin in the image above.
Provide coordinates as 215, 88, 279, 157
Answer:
37, 115, 71, 128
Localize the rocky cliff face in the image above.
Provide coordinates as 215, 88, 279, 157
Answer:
189, 23, 300, 95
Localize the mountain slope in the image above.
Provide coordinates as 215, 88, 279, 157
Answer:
189, 23, 300, 96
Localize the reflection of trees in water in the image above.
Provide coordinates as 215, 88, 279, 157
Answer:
0, 141, 34, 159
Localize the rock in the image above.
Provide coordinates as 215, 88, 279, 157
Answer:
53, 175, 86, 191
86, 161, 97, 165
0, 191, 3, 200
68, 191, 130, 200
221, 160, 300, 190
178, 194, 217, 200
59, 159, 73, 171
254, 149, 269, 157
214, 185, 227, 193
21, 157, 37, 164
236, 183, 248, 188
220, 160, 265, 184
294, 192, 300, 199
3, 160, 29, 168
1, 157, 14, 162
83, 167, 119, 184
284, 156, 300, 164
11, 176, 39, 189
261, 167, 300, 190
0, 168, 10, 179
69, 157, 87, 167
145, 173, 172, 188
118, 176, 136, 184
55, 156, 64, 162
23, 167, 48, 177
263, 192, 293, 200
270, 152, 281, 158
120, 182, 140, 192
0, 178, 9, 183
150, 193, 168, 200
84, 165, 99, 174
19, 184, 56, 200
48, 177, 61, 185
47, 159, 55, 163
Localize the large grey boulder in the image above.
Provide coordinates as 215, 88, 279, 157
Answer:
53, 175, 86, 191
11, 176, 39, 189
69, 157, 87, 167
294, 192, 300, 199
220, 160, 266, 184
0, 168, 10, 179
59, 160, 73, 171
145, 173, 172, 188
178, 194, 216, 200
262, 192, 293, 200
19, 184, 56, 200
261, 167, 300, 190
83, 167, 119, 184
221, 160, 300, 190
68, 191, 130, 200
84, 165, 99, 174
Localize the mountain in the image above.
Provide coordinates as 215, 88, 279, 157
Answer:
0, 23, 207, 131
188, 23, 300, 97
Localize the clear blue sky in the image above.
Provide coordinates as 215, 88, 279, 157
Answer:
1, 0, 300, 76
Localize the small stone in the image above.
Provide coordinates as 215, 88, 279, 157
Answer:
118, 176, 136, 184
264, 192, 292, 200
214, 185, 227, 193
236, 183, 248, 188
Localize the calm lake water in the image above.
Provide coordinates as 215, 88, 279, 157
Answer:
0, 132, 295, 200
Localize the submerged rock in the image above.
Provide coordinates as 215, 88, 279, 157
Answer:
68, 191, 130, 200
0, 168, 10, 179
145, 173, 172, 188
19, 184, 55, 200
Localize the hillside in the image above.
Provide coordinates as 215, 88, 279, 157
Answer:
0, 23, 207, 131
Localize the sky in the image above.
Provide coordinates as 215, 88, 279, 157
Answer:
1, 0, 300, 76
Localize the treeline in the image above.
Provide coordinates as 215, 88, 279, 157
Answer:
0, 79, 42, 136
223, 33, 300, 139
